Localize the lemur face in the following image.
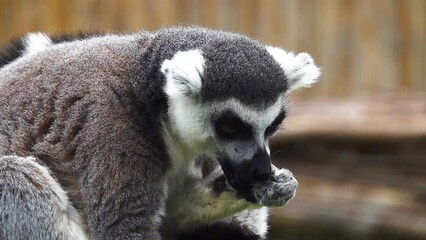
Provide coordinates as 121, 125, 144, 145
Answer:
209, 97, 286, 199
162, 39, 320, 198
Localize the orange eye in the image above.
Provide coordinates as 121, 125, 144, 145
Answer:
221, 125, 237, 134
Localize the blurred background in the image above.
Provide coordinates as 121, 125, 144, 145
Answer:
1, 0, 425, 239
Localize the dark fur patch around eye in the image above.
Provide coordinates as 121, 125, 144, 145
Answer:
265, 111, 286, 137
213, 111, 252, 140
213, 176, 228, 195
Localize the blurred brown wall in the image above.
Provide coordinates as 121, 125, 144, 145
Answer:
0, 0, 425, 96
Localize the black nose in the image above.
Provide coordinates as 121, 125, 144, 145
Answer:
217, 148, 273, 200
250, 149, 271, 182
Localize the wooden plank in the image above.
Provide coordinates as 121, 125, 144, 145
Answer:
278, 94, 426, 139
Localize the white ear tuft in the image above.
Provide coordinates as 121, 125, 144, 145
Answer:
23, 32, 53, 55
267, 46, 321, 92
161, 49, 205, 98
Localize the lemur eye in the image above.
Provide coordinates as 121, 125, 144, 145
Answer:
265, 111, 286, 137
220, 125, 237, 134
214, 111, 251, 140
213, 176, 228, 194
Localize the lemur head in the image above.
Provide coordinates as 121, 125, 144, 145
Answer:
161, 30, 320, 199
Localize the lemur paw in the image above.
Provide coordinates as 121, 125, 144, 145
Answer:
251, 166, 298, 207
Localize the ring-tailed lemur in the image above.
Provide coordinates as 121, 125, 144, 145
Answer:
0, 32, 297, 240
0, 27, 320, 239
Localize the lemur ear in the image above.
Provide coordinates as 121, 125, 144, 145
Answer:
267, 46, 321, 92
23, 32, 53, 54
161, 49, 205, 98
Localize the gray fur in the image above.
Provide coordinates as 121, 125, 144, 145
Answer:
0, 156, 87, 240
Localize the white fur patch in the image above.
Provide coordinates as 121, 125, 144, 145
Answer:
162, 97, 213, 172
249, 207, 269, 238
266, 46, 320, 92
265, 141, 271, 156
222, 97, 285, 133
161, 50, 209, 162
23, 32, 53, 55
162, 49, 205, 97
63, 205, 89, 240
